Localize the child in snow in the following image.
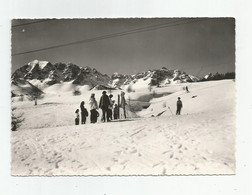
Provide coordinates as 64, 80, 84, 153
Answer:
113, 104, 118, 120
80, 101, 89, 124
75, 109, 80, 125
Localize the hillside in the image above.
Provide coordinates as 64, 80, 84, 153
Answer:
11, 80, 235, 175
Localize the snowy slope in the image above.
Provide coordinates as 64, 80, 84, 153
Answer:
11, 78, 44, 100
138, 80, 235, 117
11, 80, 235, 175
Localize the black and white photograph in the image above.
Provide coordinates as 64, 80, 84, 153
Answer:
10, 18, 236, 175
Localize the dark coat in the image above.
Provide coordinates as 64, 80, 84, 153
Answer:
177, 100, 183, 108
99, 94, 110, 109
80, 105, 89, 117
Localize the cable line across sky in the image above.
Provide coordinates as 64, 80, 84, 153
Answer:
12, 18, 210, 57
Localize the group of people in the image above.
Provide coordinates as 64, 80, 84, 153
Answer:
75, 91, 126, 125
75, 90, 184, 125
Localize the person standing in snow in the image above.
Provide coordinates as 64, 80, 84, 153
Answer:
113, 104, 118, 120
99, 91, 110, 122
176, 97, 183, 115
108, 94, 114, 121
89, 93, 99, 123
80, 101, 88, 124
120, 91, 127, 118
75, 109, 80, 125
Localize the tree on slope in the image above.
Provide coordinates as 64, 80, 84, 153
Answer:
11, 107, 24, 131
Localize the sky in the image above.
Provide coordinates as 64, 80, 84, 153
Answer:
11, 18, 235, 77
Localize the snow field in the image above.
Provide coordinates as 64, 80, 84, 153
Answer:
11, 80, 235, 175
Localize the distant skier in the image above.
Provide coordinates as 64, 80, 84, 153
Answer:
80, 101, 88, 124
120, 91, 127, 118
176, 97, 183, 115
108, 94, 114, 120
34, 96, 37, 106
99, 91, 110, 122
186, 86, 189, 93
89, 93, 98, 123
75, 109, 80, 125
113, 104, 119, 120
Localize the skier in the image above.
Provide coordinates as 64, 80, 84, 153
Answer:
186, 86, 189, 93
176, 97, 183, 115
108, 94, 114, 121
99, 91, 110, 122
120, 91, 127, 118
80, 101, 88, 124
75, 109, 80, 125
113, 104, 118, 120
89, 93, 99, 123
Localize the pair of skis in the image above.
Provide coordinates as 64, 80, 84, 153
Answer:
156, 106, 173, 117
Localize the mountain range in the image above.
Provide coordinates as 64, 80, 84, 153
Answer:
11, 60, 207, 97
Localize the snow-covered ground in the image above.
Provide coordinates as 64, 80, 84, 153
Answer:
11, 80, 235, 175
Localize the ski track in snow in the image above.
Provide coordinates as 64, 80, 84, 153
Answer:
11, 80, 235, 175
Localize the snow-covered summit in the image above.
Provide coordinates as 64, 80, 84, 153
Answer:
109, 68, 201, 89
204, 72, 212, 80
28, 60, 50, 70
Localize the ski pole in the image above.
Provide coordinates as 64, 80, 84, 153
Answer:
168, 106, 173, 115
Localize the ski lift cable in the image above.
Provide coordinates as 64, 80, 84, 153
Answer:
12, 18, 196, 56
12, 18, 210, 56
12, 19, 56, 28
12, 18, 185, 28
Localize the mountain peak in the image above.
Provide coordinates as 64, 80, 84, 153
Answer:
28, 60, 50, 69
